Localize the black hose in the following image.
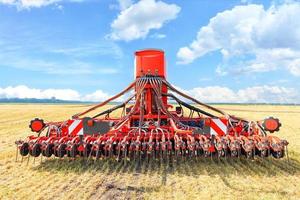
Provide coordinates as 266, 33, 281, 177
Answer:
92, 103, 126, 118
163, 93, 216, 118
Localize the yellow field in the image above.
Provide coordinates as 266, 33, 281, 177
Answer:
0, 104, 300, 200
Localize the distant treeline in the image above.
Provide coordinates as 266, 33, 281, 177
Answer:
0, 98, 85, 104
0, 98, 299, 105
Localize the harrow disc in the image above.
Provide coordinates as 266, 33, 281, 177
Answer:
42, 143, 54, 157
272, 150, 284, 158
68, 143, 78, 158
57, 143, 67, 158
19, 142, 29, 156
29, 143, 41, 157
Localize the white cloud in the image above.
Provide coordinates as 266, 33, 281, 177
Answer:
176, 85, 300, 104
0, 84, 298, 103
287, 59, 300, 76
0, 0, 84, 9
177, 2, 300, 77
118, 0, 133, 10
0, 85, 81, 101
0, 85, 111, 102
0, 0, 16, 4
150, 33, 166, 39
82, 90, 110, 102
0, 0, 60, 8
110, 0, 180, 41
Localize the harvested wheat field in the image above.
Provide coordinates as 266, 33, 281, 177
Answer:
0, 104, 299, 200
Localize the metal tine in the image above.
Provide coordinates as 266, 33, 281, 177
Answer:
124, 149, 128, 164
26, 155, 30, 166
138, 144, 142, 162
146, 150, 150, 163
86, 145, 94, 164
109, 148, 113, 159
134, 150, 138, 163
94, 147, 100, 164
286, 146, 290, 163
15, 145, 19, 162
117, 147, 121, 162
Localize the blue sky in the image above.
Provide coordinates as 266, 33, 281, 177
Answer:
0, 0, 299, 103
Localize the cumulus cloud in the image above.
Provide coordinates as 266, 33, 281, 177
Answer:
0, 85, 81, 101
177, 85, 300, 104
82, 90, 110, 102
177, 2, 300, 76
0, 85, 110, 102
117, 0, 133, 10
287, 58, 300, 76
0, 85, 298, 103
0, 0, 83, 9
109, 0, 180, 41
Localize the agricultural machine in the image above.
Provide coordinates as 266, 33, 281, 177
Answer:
15, 49, 289, 161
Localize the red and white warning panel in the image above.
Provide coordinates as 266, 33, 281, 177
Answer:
67, 118, 111, 136
68, 119, 83, 136
210, 118, 228, 136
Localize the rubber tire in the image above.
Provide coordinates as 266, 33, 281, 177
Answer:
42, 143, 54, 157
57, 144, 67, 158
20, 143, 29, 156
231, 150, 238, 157
272, 150, 284, 159
29, 143, 41, 157
245, 150, 253, 159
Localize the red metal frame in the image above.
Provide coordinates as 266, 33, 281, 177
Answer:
15, 49, 288, 160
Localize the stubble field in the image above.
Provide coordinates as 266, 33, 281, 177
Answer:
0, 104, 299, 200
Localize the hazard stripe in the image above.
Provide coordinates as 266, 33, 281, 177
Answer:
210, 120, 226, 136
68, 120, 83, 136
77, 128, 84, 136
213, 119, 227, 133
71, 121, 83, 136
209, 119, 228, 136
210, 128, 218, 136
68, 120, 81, 133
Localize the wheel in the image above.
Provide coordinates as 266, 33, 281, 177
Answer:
259, 149, 269, 157
20, 143, 29, 156
272, 150, 284, 158
29, 143, 41, 157
42, 143, 54, 157
230, 150, 238, 157
245, 150, 253, 159
57, 143, 67, 158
